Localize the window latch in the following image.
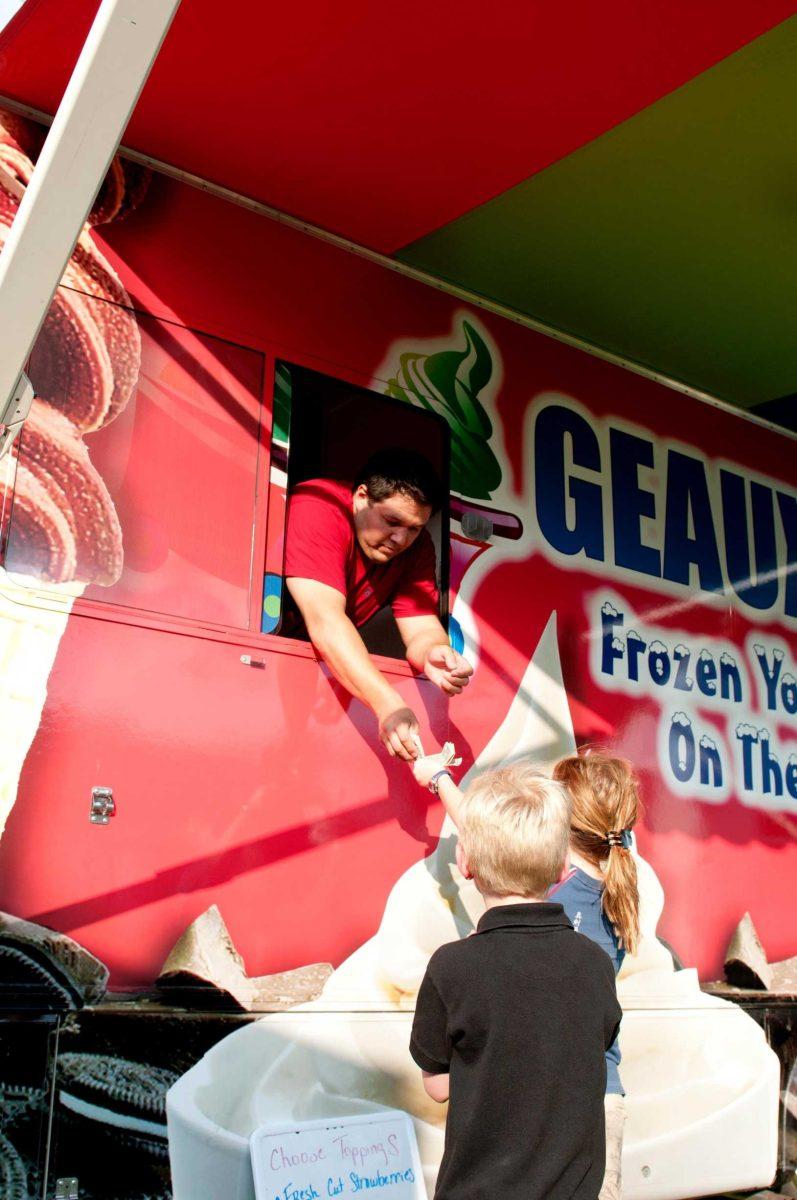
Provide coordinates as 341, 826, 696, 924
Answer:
90, 787, 115, 825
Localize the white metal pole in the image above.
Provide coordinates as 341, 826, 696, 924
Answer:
0, 0, 181, 414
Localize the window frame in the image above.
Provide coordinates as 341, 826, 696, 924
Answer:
263, 358, 451, 659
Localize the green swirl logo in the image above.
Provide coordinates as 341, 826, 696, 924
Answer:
385, 320, 501, 501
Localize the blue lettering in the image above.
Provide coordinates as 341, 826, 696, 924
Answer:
610, 429, 661, 577
673, 645, 694, 692
348, 1168, 415, 1191
535, 406, 604, 560
782, 675, 797, 716
662, 451, 723, 593
720, 472, 778, 610
669, 717, 695, 783
786, 761, 797, 801
696, 653, 717, 697
719, 657, 742, 703
760, 734, 783, 797
648, 642, 671, 686
533, 406, 797, 621
601, 607, 624, 675
626, 630, 646, 682
699, 740, 723, 787
735, 728, 758, 791
280, 1185, 319, 1200
754, 645, 782, 712
777, 492, 797, 619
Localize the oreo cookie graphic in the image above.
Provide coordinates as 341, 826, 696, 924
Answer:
0, 1130, 28, 1200
0, 943, 80, 1009
0, 1013, 55, 1200
0, 914, 109, 1010
57, 1053, 178, 1159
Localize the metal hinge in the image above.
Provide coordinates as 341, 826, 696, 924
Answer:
55, 1180, 79, 1200
0, 371, 33, 461
90, 786, 115, 825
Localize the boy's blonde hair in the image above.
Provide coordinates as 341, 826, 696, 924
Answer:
460, 763, 572, 897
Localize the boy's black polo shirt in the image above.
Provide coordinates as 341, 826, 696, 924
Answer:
410, 902, 622, 1200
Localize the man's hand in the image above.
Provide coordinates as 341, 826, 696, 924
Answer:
378, 704, 421, 761
397, 616, 473, 698
423, 644, 473, 696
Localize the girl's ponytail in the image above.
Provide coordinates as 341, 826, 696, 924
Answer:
552, 751, 641, 955
602, 833, 640, 956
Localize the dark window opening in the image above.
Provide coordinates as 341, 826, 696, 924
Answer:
264, 362, 450, 660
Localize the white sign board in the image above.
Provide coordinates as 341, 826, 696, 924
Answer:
250, 1110, 426, 1200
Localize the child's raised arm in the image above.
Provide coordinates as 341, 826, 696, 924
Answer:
412, 744, 465, 829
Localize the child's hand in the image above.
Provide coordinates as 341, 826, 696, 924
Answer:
412, 752, 449, 788
411, 743, 462, 789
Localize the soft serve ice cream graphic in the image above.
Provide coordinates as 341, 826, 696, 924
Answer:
167, 614, 779, 1200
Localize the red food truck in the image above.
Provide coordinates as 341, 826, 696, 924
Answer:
0, 4, 795, 1200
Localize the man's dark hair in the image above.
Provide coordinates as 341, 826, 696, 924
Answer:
354, 447, 442, 513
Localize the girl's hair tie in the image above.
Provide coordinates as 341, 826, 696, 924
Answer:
606, 829, 633, 849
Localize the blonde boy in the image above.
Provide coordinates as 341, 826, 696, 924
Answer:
410, 764, 622, 1200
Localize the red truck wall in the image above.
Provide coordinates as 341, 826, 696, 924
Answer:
0, 118, 795, 991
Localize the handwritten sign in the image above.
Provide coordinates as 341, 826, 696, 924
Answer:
250, 1110, 426, 1200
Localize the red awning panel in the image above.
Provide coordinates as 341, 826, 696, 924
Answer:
0, 0, 793, 251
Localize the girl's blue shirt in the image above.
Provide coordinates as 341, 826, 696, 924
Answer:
550, 866, 624, 1095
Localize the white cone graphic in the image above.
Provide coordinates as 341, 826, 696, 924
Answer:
0, 567, 83, 837
166, 610, 780, 1200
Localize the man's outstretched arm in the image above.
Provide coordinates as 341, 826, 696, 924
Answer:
286, 577, 420, 760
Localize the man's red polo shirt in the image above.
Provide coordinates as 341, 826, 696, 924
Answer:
284, 478, 439, 629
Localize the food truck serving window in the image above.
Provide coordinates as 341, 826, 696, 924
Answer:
263, 361, 449, 659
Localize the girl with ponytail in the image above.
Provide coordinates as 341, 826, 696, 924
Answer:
551, 750, 641, 1200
